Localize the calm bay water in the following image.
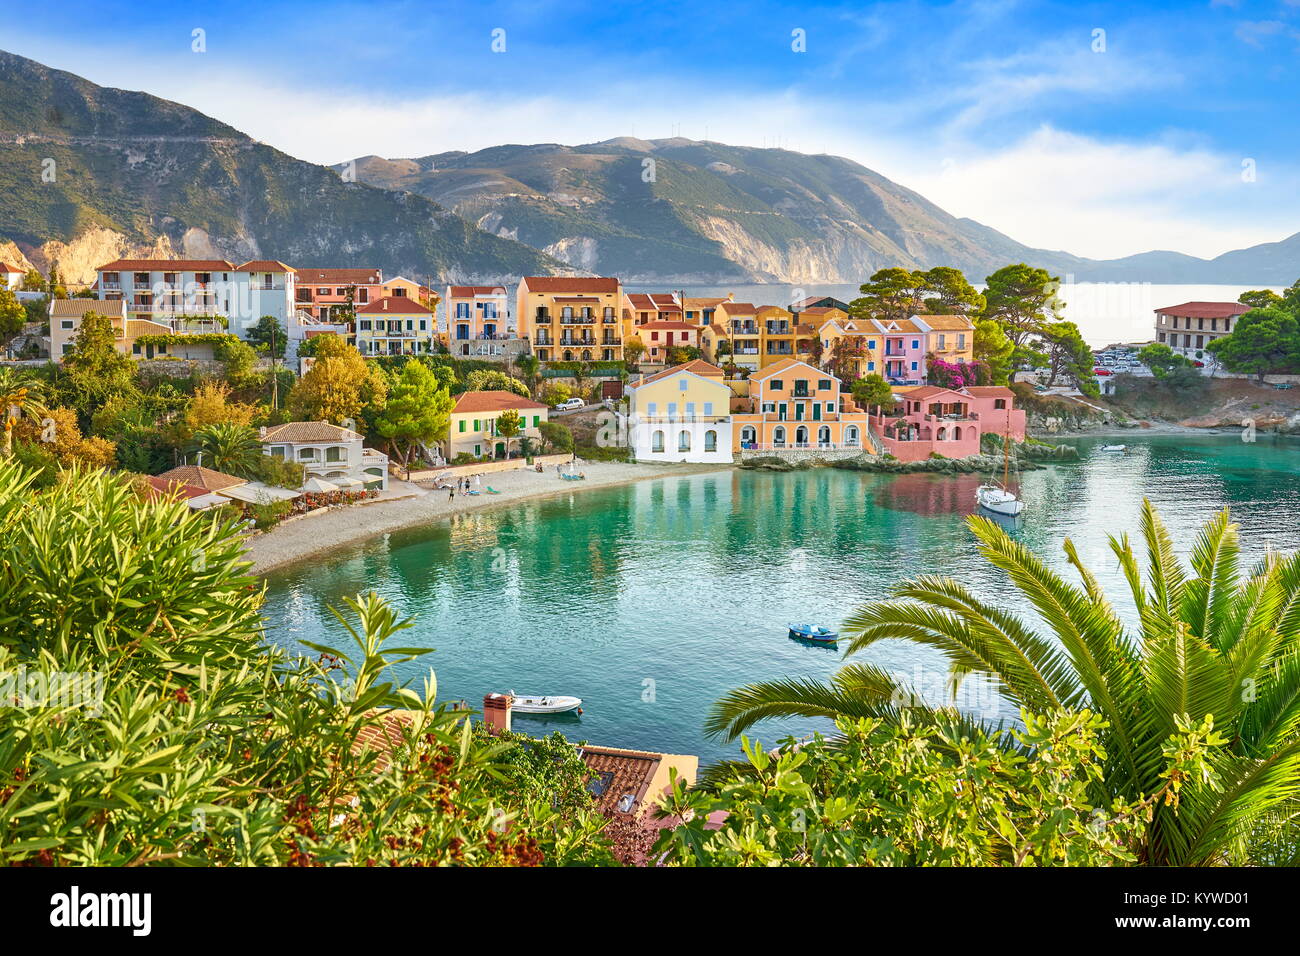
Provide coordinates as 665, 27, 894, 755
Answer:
261, 434, 1300, 764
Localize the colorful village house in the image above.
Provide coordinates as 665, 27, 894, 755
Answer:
625, 360, 733, 463
731, 358, 870, 452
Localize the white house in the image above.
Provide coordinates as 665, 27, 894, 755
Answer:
0, 261, 25, 291
258, 421, 390, 490
93, 258, 297, 342
625, 360, 734, 464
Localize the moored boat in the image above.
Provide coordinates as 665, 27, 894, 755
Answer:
976, 483, 1025, 517
508, 693, 583, 714
788, 623, 839, 643
1100, 444, 1127, 453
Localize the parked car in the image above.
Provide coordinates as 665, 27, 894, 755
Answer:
554, 397, 585, 411
1193, 360, 1205, 368
1094, 368, 1113, 376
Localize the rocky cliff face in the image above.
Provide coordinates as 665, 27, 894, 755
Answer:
0, 50, 566, 285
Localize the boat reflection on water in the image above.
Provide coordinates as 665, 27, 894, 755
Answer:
875, 474, 985, 517
788, 634, 841, 652
511, 709, 585, 727
979, 508, 1025, 534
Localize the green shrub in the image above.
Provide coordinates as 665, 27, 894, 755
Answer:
0, 460, 617, 866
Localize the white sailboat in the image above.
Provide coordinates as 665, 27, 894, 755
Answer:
976, 409, 1024, 517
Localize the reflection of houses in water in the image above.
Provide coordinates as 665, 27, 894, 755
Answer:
876, 473, 985, 517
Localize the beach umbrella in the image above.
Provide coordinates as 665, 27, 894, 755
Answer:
301, 476, 340, 493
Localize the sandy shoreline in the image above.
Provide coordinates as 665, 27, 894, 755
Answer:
243, 424, 1268, 575
243, 459, 733, 575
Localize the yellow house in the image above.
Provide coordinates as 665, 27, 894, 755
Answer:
757, 306, 797, 367
516, 276, 623, 363
816, 313, 882, 381
714, 301, 760, 371
446, 390, 549, 461
700, 322, 729, 365
49, 298, 219, 362
625, 360, 733, 463
354, 296, 434, 356
915, 313, 976, 365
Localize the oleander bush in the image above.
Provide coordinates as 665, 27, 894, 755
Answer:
0, 461, 616, 866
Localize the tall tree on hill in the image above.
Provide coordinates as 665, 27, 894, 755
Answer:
0, 287, 25, 339
981, 264, 1064, 349
921, 266, 985, 315
973, 318, 1014, 385
288, 335, 387, 425
1040, 321, 1098, 395
371, 360, 452, 473
850, 267, 927, 323
1239, 289, 1282, 310
1207, 307, 1300, 380
57, 311, 139, 424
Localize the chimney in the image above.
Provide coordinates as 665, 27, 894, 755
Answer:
482, 692, 513, 734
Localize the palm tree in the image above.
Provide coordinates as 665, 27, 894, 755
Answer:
190, 422, 261, 477
0, 367, 47, 457
708, 502, 1300, 865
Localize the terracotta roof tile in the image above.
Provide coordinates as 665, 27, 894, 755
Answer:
1153, 301, 1249, 318
259, 421, 364, 443
630, 359, 725, 388
448, 285, 506, 296
356, 295, 433, 315
98, 259, 235, 271
451, 390, 548, 414
295, 268, 383, 285
155, 465, 247, 492
50, 299, 126, 317
522, 276, 620, 293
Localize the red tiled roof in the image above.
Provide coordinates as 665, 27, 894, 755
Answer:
639, 320, 697, 331
155, 465, 246, 492
449, 285, 506, 296
295, 268, 383, 285
356, 295, 432, 315
719, 302, 757, 314
523, 276, 620, 293
0, 262, 23, 274
142, 476, 210, 501
260, 421, 364, 443
98, 259, 235, 271
965, 385, 1015, 398
451, 390, 548, 414
1154, 301, 1249, 318
632, 359, 725, 388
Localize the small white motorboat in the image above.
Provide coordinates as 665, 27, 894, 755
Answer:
508, 692, 583, 715
1100, 444, 1127, 453
976, 483, 1024, 517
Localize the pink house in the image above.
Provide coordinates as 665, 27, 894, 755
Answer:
875, 318, 927, 384
869, 385, 1026, 462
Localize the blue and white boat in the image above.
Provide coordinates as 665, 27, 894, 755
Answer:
788, 623, 839, 643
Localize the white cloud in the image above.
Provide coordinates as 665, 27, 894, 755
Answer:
896, 126, 1294, 259
7, 34, 1296, 262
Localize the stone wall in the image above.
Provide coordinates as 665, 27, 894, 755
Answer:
735, 447, 866, 465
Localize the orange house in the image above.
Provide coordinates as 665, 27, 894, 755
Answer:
731, 358, 870, 452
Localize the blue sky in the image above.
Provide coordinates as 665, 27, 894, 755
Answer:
6, 0, 1300, 259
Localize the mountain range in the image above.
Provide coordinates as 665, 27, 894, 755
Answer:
0, 49, 562, 285
1, 48, 1296, 288
343, 140, 1300, 285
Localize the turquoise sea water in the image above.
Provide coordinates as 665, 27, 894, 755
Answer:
261, 434, 1300, 765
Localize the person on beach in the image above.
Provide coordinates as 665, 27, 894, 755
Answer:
449, 486, 455, 501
